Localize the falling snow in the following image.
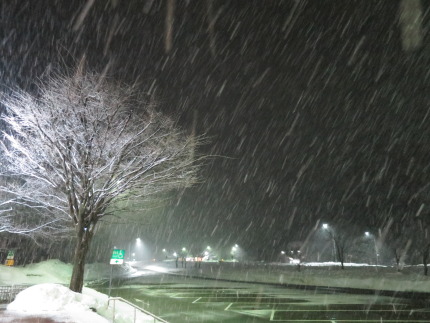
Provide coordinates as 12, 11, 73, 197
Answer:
0, 0, 429, 274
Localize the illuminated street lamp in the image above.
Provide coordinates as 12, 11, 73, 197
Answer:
231, 244, 241, 261
135, 238, 142, 249
322, 223, 336, 262
364, 231, 379, 266
133, 238, 142, 261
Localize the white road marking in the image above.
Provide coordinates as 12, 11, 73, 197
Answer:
192, 297, 202, 303
224, 303, 233, 310
270, 309, 275, 321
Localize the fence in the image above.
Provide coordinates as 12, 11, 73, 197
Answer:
0, 285, 30, 303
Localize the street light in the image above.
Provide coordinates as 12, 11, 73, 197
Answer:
364, 231, 379, 266
231, 245, 238, 260
322, 223, 336, 262
135, 238, 142, 251
134, 238, 142, 261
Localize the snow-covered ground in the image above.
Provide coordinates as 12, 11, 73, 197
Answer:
5, 283, 109, 323
175, 260, 430, 294
1, 259, 430, 322
0, 260, 158, 322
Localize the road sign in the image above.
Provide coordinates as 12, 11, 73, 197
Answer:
5, 250, 15, 266
6, 251, 14, 259
5, 259, 14, 266
110, 249, 125, 265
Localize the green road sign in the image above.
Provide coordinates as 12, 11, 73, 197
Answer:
110, 249, 125, 265
7, 251, 14, 260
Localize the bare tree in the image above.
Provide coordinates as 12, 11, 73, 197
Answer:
415, 212, 430, 276
0, 68, 200, 292
322, 225, 352, 270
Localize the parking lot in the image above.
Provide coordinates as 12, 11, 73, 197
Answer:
102, 273, 430, 322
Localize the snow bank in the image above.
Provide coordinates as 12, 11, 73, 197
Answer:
5, 283, 159, 323
1, 261, 155, 322
7, 283, 108, 323
0, 259, 136, 285
0, 259, 71, 285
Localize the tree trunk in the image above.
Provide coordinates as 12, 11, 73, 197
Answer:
393, 249, 401, 272
335, 243, 345, 270
423, 249, 429, 276
69, 227, 93, 293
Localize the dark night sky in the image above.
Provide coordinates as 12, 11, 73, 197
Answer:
1, 0, 430, 258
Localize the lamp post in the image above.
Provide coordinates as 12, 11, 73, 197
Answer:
365, 231, 379, 266
134, 238, 142, 261
322, 223, 336, 262
231, 244, 240, 261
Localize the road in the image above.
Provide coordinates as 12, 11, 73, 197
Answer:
91, 266, 430, 323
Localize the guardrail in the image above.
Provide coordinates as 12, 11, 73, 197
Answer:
0, 285, 31, 303
108, 297, 168, 323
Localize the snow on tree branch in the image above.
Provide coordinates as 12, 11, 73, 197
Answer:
0, 69, 201, 245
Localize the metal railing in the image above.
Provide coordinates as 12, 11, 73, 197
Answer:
0, 285, 31, 303
108, 297, 168, 323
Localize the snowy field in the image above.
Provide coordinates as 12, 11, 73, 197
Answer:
1, 259, 430, 322
178, 261, 430, 294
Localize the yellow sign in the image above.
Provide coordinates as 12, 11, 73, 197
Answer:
5, 259, 14, 266
5, 250, 14, 266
